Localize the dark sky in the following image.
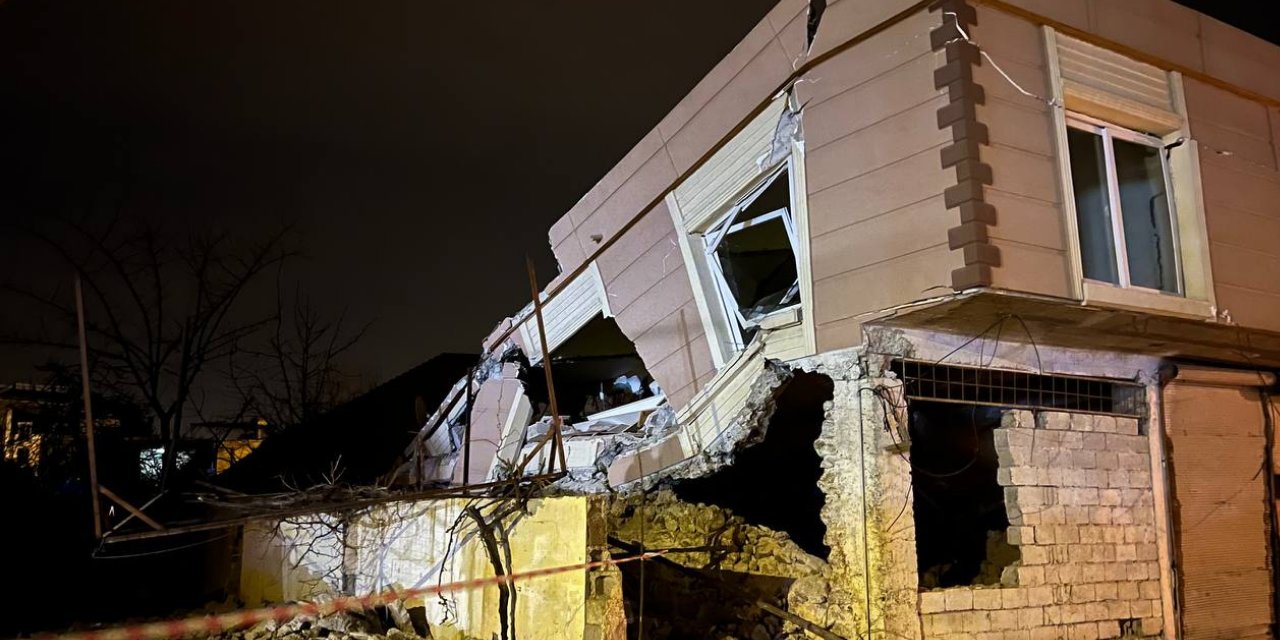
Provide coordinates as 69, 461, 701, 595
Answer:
0, 0, 1274, 385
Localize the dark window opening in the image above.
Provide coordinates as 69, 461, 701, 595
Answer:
910, 401, 1019, 589
674, 371, 832, 559
892, 359, 1145, 418
519, 314, 656, 424
706, 169, 801, 333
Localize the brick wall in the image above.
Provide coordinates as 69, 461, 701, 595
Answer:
918, 410, 1164, 639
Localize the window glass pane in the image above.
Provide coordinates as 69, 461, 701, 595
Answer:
715, 215, 799, 322
1113, 137, 1179, 293
1067, 127, 1119, 284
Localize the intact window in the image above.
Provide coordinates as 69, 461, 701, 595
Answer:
704, 168, 801, 343
1066, 115, 1182, 295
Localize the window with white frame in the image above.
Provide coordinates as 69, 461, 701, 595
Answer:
702, 167, 801, 348
1065, 114, 1182, 296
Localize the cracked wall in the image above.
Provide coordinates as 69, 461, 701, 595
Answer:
238, 497, 591, 640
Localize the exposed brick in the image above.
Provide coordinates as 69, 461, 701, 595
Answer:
1136, 543, 1159, 561
1021, 546, 1050, 565
1140, 617, 1164, 636
1095, 452, 1119, 469
1018, 565, 1045, 584
1131, 599, 1155, 617
944, 589, 974, 611
1007, 526, 1034, 546
920, 591, 947, 614
1070, 583, 1096, 602
1025, 585, 1054, 606
973, 588, 1003, 610
1115, 418, 1140, 435
988, 609, 1018, 631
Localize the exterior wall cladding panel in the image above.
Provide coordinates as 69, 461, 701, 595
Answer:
386, 1, 1280, 639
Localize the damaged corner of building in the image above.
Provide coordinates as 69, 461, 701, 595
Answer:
601, 366, 840, 640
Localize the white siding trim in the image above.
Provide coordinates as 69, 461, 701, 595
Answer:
674, 97, 789, 233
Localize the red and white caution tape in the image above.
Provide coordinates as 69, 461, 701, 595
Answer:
40, 551, 664, 640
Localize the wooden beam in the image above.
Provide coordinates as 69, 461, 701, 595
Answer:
99, 485, 166, 531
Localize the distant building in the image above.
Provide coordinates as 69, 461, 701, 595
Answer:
0, 382, 142, 477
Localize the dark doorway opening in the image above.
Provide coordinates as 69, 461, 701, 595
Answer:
909, 401, 1018, 589
674, 370, 832, 559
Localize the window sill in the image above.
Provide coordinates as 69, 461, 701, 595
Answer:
756, 306, 802, 330
1081, 281, 1214, 320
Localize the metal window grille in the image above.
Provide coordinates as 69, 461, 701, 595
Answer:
890, 359, 1146, 418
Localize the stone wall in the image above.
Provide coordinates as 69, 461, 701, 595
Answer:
918, 410, 1163, 639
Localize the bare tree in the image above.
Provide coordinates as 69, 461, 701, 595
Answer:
226, 280, 370, 431
0, 215, 294, 487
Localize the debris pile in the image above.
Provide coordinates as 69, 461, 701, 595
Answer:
215, 596, 444, 640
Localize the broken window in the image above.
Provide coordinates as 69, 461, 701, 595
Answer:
704, 168, 801, 347
1066, 114, 1181, 295
909, 401, 1018, 589
523, 314, 658, 426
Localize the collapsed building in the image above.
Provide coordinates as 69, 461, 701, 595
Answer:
233, 0, 1280, 638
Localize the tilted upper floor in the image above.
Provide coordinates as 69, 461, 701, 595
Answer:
518, 0, 1280, 415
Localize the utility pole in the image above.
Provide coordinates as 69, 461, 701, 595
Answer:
75, 273, 103, 539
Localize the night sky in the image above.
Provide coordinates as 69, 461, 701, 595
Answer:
0, 0, 1274, 385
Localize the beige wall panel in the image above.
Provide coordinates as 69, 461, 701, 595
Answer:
971, 4, 1046, 66
1213, 285, 1280, 334
1209, 245, 1280, 296
807, 144, 950, 238
1086, 0, 1204, 73
813, 243, 960, 329
988, 240, 1072, 297
798, 11, 935, 106
1200, 158, 1280, 219
806, 0, 914, 60
1001, 0, 1089, 31
979, 99, 1054, 157
662, 41, 794, 174
1200, 16, 1280, 103
1184, 80, 1272, 139
550, 235, 587, 275
803, 51, 940, 150
573, 151, 677, 253
610, 268, 714, 410
984, 189, 1066, 250
971, 55, 1051, 107
633, 304, 708, 372
807, 97, 950, 193
646, 328, 715, 409
1204, 204, 1280, 256
613, 268, 693, 337
1194, 121, 1277, 172
594, 200, 677, 282
983, 144, 1061, 203
810, 194, 950, 282
598, 229, 687, 312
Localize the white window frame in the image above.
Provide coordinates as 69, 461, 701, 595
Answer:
1065, 113, 1184, 297
700, 166, 802, 353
